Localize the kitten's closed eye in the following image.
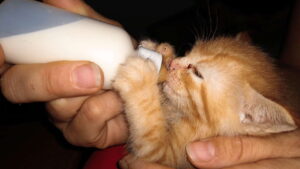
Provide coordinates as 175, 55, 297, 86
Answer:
188, 64, 203, 78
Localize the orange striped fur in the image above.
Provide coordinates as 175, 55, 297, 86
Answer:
113, 35, 299, 168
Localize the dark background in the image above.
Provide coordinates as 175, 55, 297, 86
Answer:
0, 0, 296, 169
86, 0, 294, 56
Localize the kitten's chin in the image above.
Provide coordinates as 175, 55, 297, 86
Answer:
162, 82, 181, 105
162, 82, 175, 97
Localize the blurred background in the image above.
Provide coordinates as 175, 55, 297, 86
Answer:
0, 0, 296, 169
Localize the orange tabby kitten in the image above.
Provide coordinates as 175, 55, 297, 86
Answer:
112, 34, 299, 169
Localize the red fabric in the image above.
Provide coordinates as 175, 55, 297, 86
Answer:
84, 145, 127, 169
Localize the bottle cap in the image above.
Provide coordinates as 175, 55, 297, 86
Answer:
137, 46, 162, 72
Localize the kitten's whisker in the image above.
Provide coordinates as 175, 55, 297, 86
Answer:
206, 0, 213, 40
211, 7, 219, 40
190, 24, 200, 42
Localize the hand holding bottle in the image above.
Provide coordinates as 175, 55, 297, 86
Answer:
0, 0, 128, 148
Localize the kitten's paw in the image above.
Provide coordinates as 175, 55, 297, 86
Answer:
156, 43, 176, 68
113, 56, 158, 94
156, 43, 175, 57
140, 41, 175, 67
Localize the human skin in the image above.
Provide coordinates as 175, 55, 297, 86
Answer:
119, 130, 300, 169
0, 0, 128, 149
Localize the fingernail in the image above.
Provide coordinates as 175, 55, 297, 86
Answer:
187, 141, 215, 162
72, 63, 101, 89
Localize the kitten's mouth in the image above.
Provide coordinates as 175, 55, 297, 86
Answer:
167, 59, 174, 70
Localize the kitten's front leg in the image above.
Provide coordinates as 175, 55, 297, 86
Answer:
113, 56, 158, 96
113, 56, 170, 162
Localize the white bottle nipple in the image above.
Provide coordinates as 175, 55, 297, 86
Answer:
137, 46, 162, 72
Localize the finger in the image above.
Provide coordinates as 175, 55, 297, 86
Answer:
56, 113, 128, 148
119, 154, 175, 169
47, 90, 106, 122
0, 45, 12, 88
1, 61, 103, 103
0, 63, 11, 76
222, 158, 300, 169
46, 96, 89, 122
187, 130, 300, 169
62, 91, 127, 148
0, 45, 11, 76
43, 0, 122, 27
0, 45, 4, 66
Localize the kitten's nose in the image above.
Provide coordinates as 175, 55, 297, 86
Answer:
169, 59, 182, 70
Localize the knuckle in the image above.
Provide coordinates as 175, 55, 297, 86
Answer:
43, 68, 62, 97
46, 99, 73, 121
289, 130, 300, 156
61, 125, 88, 147
52, 122, 66, 132
82, 92, 121, 121
294, 137, 300, 155
63, 131, 80, 146
86, 135, 106, 148
0, 45, 4, 65
226, 136, 266, 164
63, 125, 108, 148
93, 130, 110, 149
83, 97, 104, 121
215, 136, 246, 163
1, 69, 22, 102
46, 99, 63, 114
232, 136, 245, 162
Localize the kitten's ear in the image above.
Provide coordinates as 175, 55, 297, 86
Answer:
235, 32, 252, 43
239, 85, 297, 134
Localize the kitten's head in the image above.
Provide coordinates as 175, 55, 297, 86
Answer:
163, 34, 297, 136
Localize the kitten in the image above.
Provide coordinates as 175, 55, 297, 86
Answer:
112, 34, 299, 169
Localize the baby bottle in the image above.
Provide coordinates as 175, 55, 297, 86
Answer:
0, 0, 162, 89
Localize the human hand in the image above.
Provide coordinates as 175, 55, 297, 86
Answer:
0, 0, 128, 148
119, 129, 300, 169
0, 46, 11, 78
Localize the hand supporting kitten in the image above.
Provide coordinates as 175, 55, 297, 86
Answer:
119, 129, 300, 169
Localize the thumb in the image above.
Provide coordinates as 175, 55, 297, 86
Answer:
186, 130, 300, 169
1, 61, 103, 103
